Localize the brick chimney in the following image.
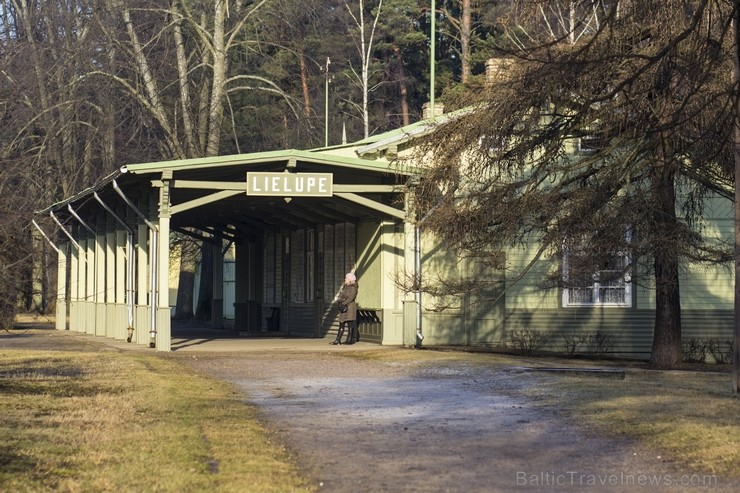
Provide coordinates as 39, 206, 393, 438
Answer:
422, 102, 444, 119
485, 58, 511, 86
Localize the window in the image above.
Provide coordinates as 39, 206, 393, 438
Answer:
562, 233, 632, 307
578, 135, 604, 153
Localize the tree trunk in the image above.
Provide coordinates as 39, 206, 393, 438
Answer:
650, 168, 682, 368
394, 46, 409, 126
205, 0, 227, 157
461, 0, 471, 84
732, 0, 740, 393
299, 52, 311, 116
114, 0, 184, 159
348, 0, 383, 139
172, 7, 197, 156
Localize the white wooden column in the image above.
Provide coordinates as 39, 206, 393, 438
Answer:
136, 221, 149, 345
155, 172, 172, 351
55, 242, 67, 331
69, 229, 80, 332
105, 217, 116, 338
115, 225, 127, 340
85, 233, 96, 335
95, 217, 106, 336
403, 187, 418, 347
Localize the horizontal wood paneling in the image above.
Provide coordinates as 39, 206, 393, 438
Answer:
503, 308, 733, 358
417, 306, 733, 359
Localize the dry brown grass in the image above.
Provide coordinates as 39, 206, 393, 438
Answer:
0, 350, 313, 493
527, 367, 740, 477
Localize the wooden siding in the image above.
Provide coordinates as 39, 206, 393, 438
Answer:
506, 238, 560, 310
681, 263, 734, 310
420, 231, 466, 311
418, 304, 732, 359
356, 221, 383, 309
422, 311, 466, 345
504, 308, 733, 358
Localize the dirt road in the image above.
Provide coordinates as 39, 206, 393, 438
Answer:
178, 350, 734, 493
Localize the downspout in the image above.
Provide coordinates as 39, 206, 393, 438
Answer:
413, 202, 443, 348
93, 192, 135, 342
113, 179, 159, 348
414, 223, 424, 347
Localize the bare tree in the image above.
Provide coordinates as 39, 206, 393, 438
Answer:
93, 0, 297, 160
0, 0, 119, 318
346, 0, 384, 138
90, 0, 302, 318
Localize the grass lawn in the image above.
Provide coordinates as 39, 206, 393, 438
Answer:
0, 349, 313, 493
524, 362, 740, 478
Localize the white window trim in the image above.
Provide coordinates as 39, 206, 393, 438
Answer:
562, 235, 632, 308
578, 135, 602, 153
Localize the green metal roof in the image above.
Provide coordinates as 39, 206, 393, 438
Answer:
122, 148, 416, 175
37, 144, 418, 216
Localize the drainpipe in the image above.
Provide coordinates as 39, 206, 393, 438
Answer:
113, 179, 159, 348
94, 192, 135, 342
413, 202, 443, 348
414, 224, 424, 348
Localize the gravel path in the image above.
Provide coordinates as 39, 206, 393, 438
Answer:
177, 350, 735, 493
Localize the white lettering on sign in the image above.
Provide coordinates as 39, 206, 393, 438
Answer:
246, 172, 333, 197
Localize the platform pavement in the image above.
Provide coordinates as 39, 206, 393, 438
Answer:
5, 317, 387, 354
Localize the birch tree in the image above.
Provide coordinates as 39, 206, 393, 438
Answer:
94, 0, 298, 160
346, 0, 384, 138
89, 0, 306, 319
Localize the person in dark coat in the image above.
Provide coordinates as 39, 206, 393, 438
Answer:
331, 272, 358, 345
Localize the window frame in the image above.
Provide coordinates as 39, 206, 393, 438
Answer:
561, 231, 633, 308
578, 135, 604, 153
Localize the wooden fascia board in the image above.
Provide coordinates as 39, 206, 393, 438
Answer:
169, 179, 402, 194
124, 150, 414, 175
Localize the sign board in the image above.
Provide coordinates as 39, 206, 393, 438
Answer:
246, 172, 333, 197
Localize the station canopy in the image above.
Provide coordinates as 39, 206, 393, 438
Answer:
40, 147, 416, 237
